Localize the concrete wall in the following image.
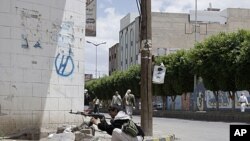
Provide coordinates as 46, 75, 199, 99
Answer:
0, 0, 85, 134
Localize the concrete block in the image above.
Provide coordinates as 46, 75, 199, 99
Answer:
47, 132, 75, 141
32, 83, 49, 97
48, 84, 66, 98
0, 13, 12, 26
41, 70, 52, 83
0, 81, 10, 96
0, 53, 11, 67
49, 111, 65, 124
32, 4, 50, 20
75, 131, 93, 141
144, 134, 175, 141
40, 111, 50, 124
11, 54, 33, 69
0, 39, 13, 53
23, 97, 42, 110
0, 26, 11, 38
31, 56, 50, 70
0, 0, 11, 13
79, 129, 92, 135
42, 97, 59, 111
58, 98, 71, 110
64, 85, 79, 98
23, 69, 42, 83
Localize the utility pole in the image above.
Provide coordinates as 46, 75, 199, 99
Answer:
140, 0, 152, 136
193, 0, 198, 111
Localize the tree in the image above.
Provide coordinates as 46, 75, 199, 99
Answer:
190, 30, 250, 110
235, 30, 250, 90
155, 50, 194, 110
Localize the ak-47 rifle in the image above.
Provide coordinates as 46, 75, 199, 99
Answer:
69, 110, 109, 126
69, 110, 105, 119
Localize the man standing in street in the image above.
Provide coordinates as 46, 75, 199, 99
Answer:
123, 89, 136, 118
111, 91, 122, 106
93, 96, 100, 113
238, 93, 249, 112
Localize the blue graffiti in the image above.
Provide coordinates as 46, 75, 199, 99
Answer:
34, 40, 42, 48
55, 53, 74, 77
21, 34, 29, 48
69, 47, 73, 56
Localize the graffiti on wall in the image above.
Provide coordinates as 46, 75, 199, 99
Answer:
206, 90, 249, 109
17, 7, 42, 48
54, 21, 75, 77
55, 50, 74, 77
206, 90, 229, 108
17, 7, 76, 77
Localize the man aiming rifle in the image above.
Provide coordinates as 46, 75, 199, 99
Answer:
69, 110, 111, 136
69, 110, 107, 127
90, 105, 144, 141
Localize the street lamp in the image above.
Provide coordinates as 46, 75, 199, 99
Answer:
86, 40, 106, 78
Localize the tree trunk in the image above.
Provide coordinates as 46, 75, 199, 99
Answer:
213, 91, 219, 111
171, 96, 176, 110
229, 91, 236, 111
162, 96, 166, 111
183, 93, 188, 111
166, 96, 168, 110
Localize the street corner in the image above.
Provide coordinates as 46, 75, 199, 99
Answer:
144, 134, 175, 141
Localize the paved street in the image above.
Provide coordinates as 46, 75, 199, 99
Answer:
133, 115, 247, 141
98, 113, 247, 141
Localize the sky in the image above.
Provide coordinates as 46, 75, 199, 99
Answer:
85, 0, 250, 78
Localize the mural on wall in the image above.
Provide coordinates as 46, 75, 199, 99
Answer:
17, 7, 42, 48
206, 90, 228, 108
194, 80, 206, 111
167, 96, 182, 110
206, 90, 250, 109
54, 21, 75, 77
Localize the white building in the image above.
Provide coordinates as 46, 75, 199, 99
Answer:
0, 0, 86, 135
117, 8, 250, 72
118, 13, 140, 71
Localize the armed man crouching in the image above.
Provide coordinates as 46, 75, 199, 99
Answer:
90, 105, 144, 141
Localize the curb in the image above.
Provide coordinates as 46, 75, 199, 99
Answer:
144, 134, 175, 141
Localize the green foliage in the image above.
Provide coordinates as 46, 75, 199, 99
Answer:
85, 65, 140, 99
85, 29, 250, 102
154, 50, 194, 96
235, 30, 250, 89
191, 29, 250, 91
